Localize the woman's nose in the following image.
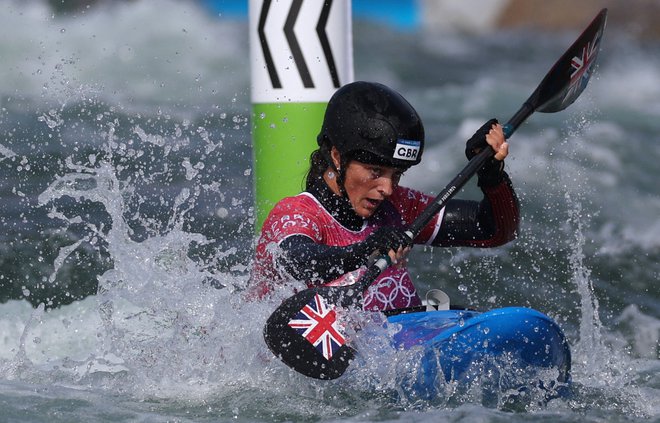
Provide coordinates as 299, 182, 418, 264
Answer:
378, 177, 394, 197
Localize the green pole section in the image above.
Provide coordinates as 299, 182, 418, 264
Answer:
249, 1, 353, 231
252, 102, 327, 228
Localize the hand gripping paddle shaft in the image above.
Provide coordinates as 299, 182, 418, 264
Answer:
263, 9, 608, 380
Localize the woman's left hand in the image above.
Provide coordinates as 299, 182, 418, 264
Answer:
486, 123, 509, 161
466, 119, 509, 187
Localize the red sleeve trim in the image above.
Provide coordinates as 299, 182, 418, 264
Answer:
474, 178, 520, 248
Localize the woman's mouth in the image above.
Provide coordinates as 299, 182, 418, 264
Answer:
365, 198, 381, 209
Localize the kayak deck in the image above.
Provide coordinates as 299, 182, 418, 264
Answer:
384, 307, 571, 399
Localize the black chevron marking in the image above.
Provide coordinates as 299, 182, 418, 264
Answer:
258, 0, 281, 88
284, 0, 314, 88
317, 0, 340, 88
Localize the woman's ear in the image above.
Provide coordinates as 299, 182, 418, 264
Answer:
330, 147, 342, 171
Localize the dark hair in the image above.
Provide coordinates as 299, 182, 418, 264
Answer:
304, 137, 353, 192
305, 147, 330, 190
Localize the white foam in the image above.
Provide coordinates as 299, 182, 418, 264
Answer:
0, 0, 248, 113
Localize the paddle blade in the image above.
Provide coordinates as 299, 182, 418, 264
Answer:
533, 8, 607, 113
263, 286, 356, 379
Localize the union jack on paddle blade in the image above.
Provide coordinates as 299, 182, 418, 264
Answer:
288, 293, 347, 361
564, 30, 602, 106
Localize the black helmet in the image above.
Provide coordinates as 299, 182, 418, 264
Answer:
317, 81, 424, 169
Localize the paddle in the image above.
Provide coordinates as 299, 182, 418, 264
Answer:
263, 8, 608, 380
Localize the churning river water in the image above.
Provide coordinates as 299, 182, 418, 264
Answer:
0, 1, 658, 422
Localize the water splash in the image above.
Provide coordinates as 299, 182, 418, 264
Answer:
0, 1, 658, 419
0, 303, 45, 380
560, 121, 653, 418
566, 197, 604, 369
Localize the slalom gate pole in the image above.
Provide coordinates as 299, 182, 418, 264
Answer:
249, 0, 354, 230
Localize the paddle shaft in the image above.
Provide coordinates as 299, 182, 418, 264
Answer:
354, 102, 533, 293
401, 5, 609, 247
408, 102, 531, 236
286, 7, 607, 299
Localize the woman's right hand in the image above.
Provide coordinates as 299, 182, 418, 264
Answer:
362, 227, 411, 261
389, 244, 411, 267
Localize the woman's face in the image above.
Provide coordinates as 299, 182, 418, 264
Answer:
342, 160, 404, 218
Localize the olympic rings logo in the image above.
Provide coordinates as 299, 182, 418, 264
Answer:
363, 272, 417, 310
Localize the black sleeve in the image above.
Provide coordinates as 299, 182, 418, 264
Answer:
432, 173, 519, 247
434, 198, 495, 242
277, 235, 369, 285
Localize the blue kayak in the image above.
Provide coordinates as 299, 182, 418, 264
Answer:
264, 290, 571, 399
384, 307, 571, 399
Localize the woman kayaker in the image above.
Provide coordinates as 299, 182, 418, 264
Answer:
249, 81, 519, 311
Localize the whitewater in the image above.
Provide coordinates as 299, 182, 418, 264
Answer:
0, 1, 658, 421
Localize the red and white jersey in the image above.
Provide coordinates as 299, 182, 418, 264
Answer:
251, 186, 444, 311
